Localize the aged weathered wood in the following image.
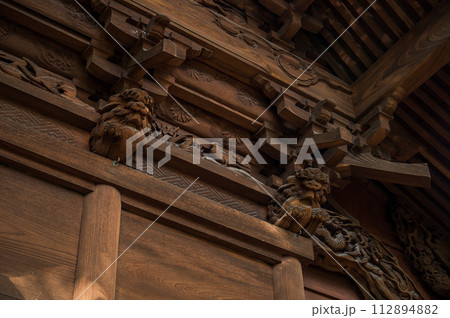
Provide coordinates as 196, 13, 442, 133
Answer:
0, 73, 98, 131
122, 195, 280, 264
309, 127, 353, 149
89, 88, 269, 202
353, 0, 450, 117
89, 88, 156, 161
73, 185, 122, 300
127, 0, 354, 117
272, 256, 305, 300
0, 50, 86, 107
322, 145, 347, 167
269, 167, 423, 299
0, 119, 314, 263
9, 0, 107, 45
1, 0, 447, 301
303, 265, 362, 300
0, 0, 91, 53
336, 152, 431, 188
0, 164, 83, 300
0, 145, 94, 195
393, 203, 450, 298
268, 167, 330, 236
116, 211, 274, 299
313, 209, 422, 300
358, 87, 405, 147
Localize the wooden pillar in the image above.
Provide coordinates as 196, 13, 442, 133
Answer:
73, 185, 122, 300
272, 256, 306, 299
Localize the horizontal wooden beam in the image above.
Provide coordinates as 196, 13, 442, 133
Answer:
0, 0, 90, 53
335, 152, 431, 188
311, 127, 353, 149
127, 39, 184, 81
275, 94, 310, 128
0, 118, 314, 263
0, 73, 99, 131
127, 0, 354, 118
352, 0, 450, 118
171, 82, 263, 132
322, 145, 347, 167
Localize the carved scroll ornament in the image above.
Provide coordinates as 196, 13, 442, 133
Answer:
0, 50, 85, 107
268, 168, 422, 300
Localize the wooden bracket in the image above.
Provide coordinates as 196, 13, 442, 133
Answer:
83, 44, 122, 85
259, 0, 319, 47
254, 121, 285, 160
310, 99, 336, 125
335, 152, 431, 187
310, 127, 353, 149
275, 94, 310, 128
101, 6, 142, 48
126, 38, 185, 81
358, 87, 404, 147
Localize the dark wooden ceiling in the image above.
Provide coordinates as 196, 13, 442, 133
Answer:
379, 64, 450, 228
289, 0, 450, 226
295, 0, 444, 83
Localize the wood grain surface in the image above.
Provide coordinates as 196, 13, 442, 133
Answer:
273, 256, 305, 299
115, 210, 274, 299
353, 0, 450, 117
0, 163, 83, 299
73, 185, 122, 300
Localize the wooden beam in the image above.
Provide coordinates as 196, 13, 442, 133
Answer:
311, 127, 353, 149
0, 119, 314, 264
335, 152, 431, 187
127, 39, 184, 81
293, 0, 315, 12
275, 94, 309, 128
323, 145, 348, 166
127, 0, 354, 117
352, 0, 450, 118
171, 82, 263, 133
73, 185, 122, 300
272, 257, 305, 300
0, 73, 99, 131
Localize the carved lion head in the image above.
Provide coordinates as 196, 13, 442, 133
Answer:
291, 167, 330, 207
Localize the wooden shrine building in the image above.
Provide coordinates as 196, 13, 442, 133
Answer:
0, 0, 449, 300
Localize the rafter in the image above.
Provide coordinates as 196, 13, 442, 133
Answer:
352, 0, 450, 118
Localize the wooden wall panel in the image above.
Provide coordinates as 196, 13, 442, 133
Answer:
0, 163, 83, 299
303, 265, 362, 300
304, 289, 334, 300
115, 210, 274, 299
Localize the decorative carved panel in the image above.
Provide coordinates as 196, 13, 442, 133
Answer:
393, 204, 450, 298
314, 210, 422, 300
0, 99, 77, 146
269, 167, 422, 300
